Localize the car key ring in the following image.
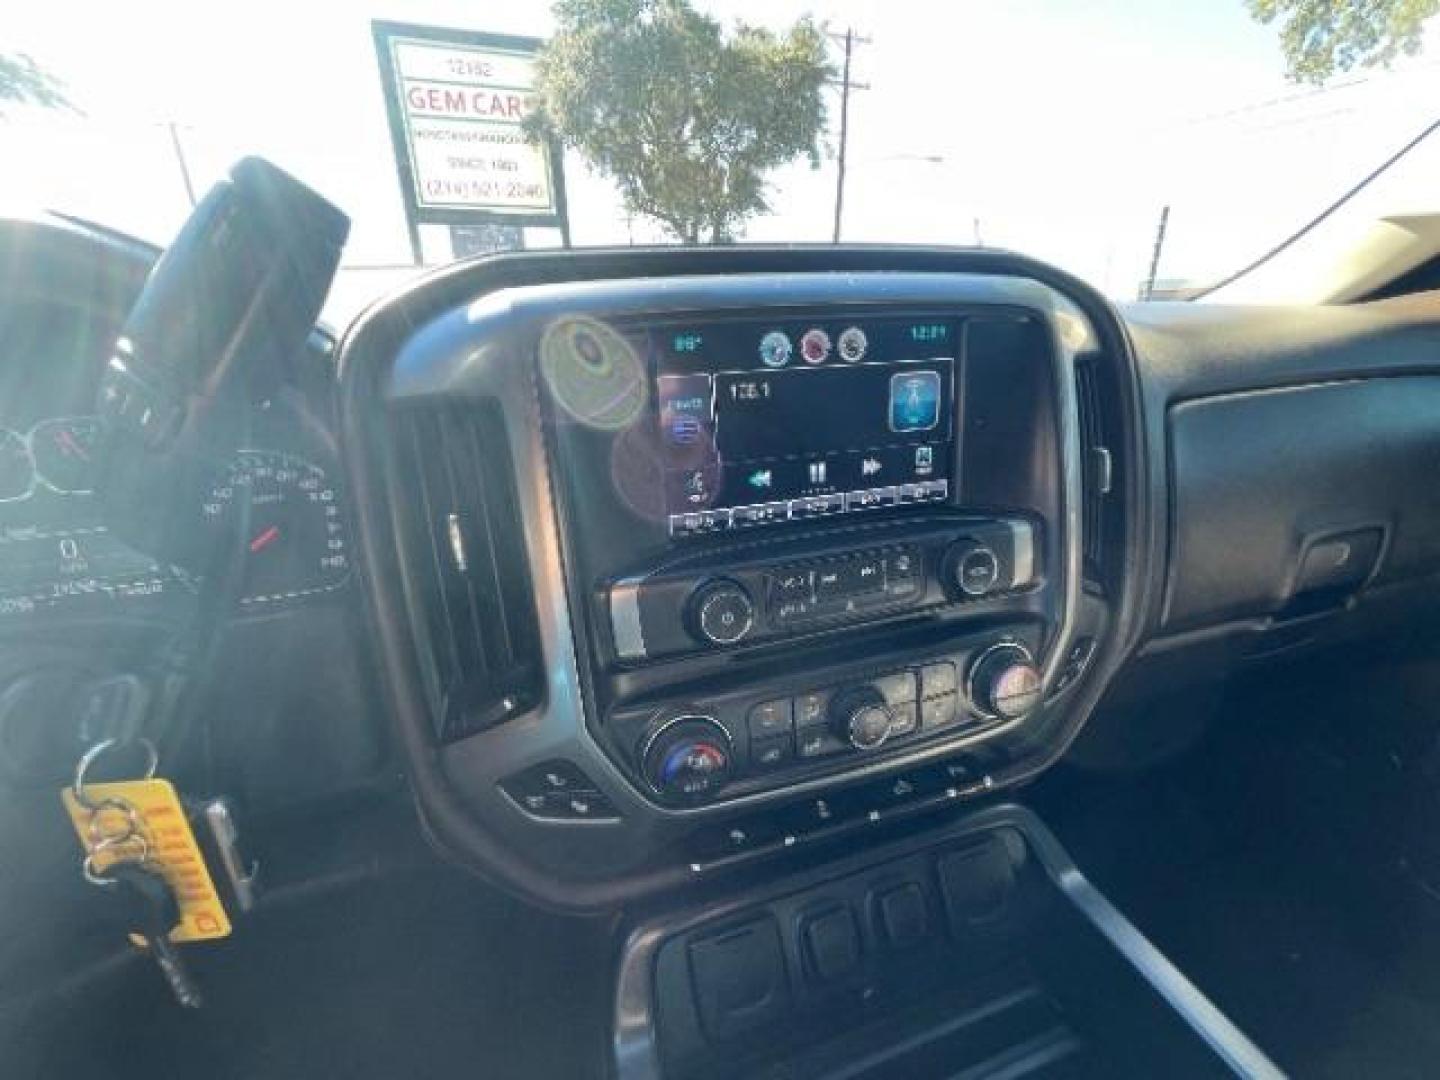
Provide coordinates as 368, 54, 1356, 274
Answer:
83, 832, 153, 887
85, 796, 143, 846
71, 737, 158, 811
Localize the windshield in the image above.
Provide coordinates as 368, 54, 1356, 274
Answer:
5, 1, 1440, 313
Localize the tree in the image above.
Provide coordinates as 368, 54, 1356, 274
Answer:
528, 0, 831, 243
1246, 0, 1440, 83
0, 52, 71, 115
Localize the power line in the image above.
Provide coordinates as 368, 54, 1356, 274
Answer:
827, 28, 871, 243
1193, 113, 1440, 299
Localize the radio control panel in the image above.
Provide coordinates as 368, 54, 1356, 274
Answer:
608, 518, 1037, 663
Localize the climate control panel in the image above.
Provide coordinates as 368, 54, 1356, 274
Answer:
614, 631, 1044, 806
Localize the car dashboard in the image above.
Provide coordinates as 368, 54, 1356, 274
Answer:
10, 222, 1440, 920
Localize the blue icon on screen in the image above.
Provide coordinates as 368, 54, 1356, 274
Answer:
889, 370, 942, 432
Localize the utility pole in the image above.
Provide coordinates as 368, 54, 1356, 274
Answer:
1143, 205, 1170, 300
828, 28, 871, 243
167, 121, 198, 209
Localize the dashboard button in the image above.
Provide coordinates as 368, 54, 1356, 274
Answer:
541, 790, 619, 821
771, 569, 813, 602
920, 662, 958, 699
814, 565, 847, 600
748, 699, 793, 737
888, 701, 919, 738
795, 690, 829, 728
874, 883, 930, 950
750, 734, 794, 770
801, 906, 861, 982
797, 727, 845, 759
873, 671, 917, 706
920, 693, 959, 730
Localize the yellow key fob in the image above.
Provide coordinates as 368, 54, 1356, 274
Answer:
63, 778, 232, 942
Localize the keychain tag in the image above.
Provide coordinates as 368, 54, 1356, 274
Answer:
63, 778, 232, 942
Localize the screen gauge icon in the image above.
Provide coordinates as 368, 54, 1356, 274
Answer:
759, 331, 792, 368
800, 329, 831, 365
837, 327, 868, 362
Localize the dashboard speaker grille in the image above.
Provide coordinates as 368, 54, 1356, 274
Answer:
387, 402, 544, 741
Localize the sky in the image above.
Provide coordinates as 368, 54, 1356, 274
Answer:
4, 0, 1440, 301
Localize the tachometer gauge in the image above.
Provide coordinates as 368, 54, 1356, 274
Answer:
31, 416, 102, 494
201, 450, 349, 606
0, 429, 34, 503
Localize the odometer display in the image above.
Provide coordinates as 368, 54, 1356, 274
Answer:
202, 451, 349, 606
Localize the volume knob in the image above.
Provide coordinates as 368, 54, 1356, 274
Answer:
687, 580, 755, 646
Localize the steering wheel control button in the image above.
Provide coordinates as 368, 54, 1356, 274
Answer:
750, 734, 795, 771
829, 686, 896, 751
641, 716, 734, 801
920, 661, 958, 699
967, 644, 1042, 721
689, 580, 755, 646
748, 699, 794, 738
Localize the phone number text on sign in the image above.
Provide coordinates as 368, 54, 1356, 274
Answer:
392, 39, 555, 214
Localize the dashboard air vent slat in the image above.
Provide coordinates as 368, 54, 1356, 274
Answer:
389, 403, 544, 741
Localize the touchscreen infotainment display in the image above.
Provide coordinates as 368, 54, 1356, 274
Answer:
651, 315, 957, 537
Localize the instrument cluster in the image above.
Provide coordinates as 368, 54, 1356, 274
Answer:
0, 414, 349, 622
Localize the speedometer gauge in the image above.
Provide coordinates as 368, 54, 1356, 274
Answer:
32, 416, 101, 494
201, 451, 349, 605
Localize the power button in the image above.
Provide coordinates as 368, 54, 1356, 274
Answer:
690, 580, 756, 646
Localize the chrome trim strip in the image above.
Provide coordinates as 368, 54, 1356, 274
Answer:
609, 575, 648, 660
1008, 519, 1035, 588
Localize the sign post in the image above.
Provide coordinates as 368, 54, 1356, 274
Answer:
372, 21, 570, 263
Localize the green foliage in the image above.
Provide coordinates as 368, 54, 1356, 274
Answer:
0, 52, 71, 114
1247, 0, 1440, 83
529, 0, 831, 243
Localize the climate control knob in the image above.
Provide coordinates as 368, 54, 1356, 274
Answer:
967, 643, 1042, 720
828, 686, 897, 751
640, 715, 734, 801
687, 579, 755, 646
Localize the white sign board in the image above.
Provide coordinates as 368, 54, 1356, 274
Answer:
385, 36, 557, 217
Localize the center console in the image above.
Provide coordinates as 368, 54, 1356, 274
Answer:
341, 247, 1139, 910
544, 288, 1077, 818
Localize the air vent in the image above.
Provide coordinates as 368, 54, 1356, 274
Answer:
1075, 357, 1111, 583
388, 402, 544, 741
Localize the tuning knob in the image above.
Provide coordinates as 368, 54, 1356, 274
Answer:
967, 643, 1042, 720
828, 686, 896, 751
944, 539, 1002, 598
639, 714, 734, 801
